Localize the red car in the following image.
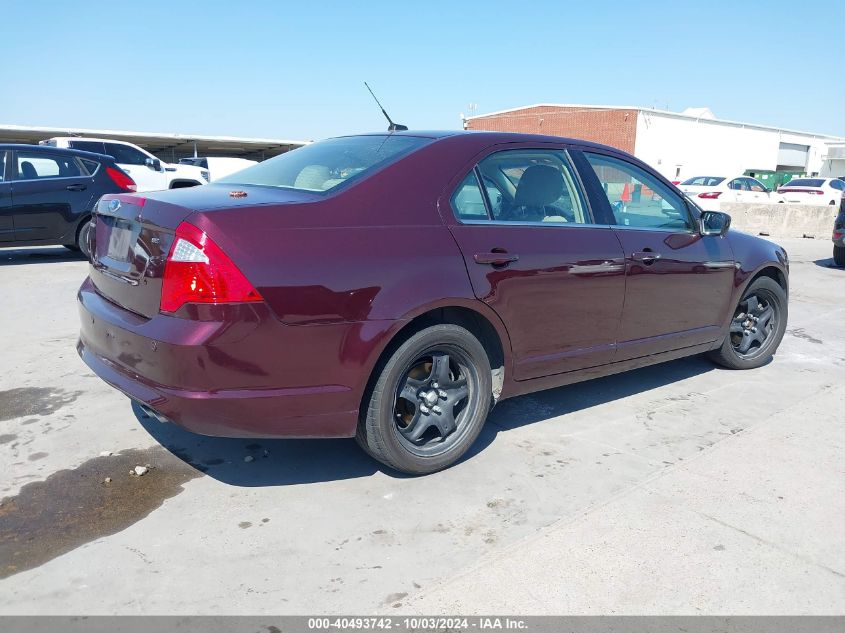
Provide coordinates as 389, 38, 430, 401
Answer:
77, 131, 789, 474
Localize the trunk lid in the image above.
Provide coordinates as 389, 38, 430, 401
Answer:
680, 185, 716, 197
90, 194, 193, 319
89, 186, 318, 318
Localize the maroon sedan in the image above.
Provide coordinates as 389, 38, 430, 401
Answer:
77, 131, 789, 474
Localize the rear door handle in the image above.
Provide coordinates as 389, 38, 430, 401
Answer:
474, 252, 519, 266
631, 251, 661, 264
66, 184, 87, 191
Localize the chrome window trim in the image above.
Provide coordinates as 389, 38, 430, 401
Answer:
610, 224, 698, 235
457, 219, 615, 229
12, 174, 88, 184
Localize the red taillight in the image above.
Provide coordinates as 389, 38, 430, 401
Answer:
834, 231, 843, 240
698, 191, 722, 199
106, 166, 137, 192
160, 222, 263, 314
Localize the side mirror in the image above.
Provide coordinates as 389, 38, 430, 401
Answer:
145, 157, 162, 171
700, 210, 731, 236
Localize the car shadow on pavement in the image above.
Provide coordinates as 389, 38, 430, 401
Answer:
133, 402, 382, 486
459, 355, 717, 463
814, 257, 843, 270
0, 246, 87, 266
135, 356, 716, 486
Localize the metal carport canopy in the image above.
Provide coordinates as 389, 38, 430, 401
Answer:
0, 123, 308, 162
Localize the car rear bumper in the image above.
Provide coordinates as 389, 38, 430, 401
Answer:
77, 277, 368, 438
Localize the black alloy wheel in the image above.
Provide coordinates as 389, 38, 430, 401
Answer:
393, 349, 475, 455
729, 293, 778, 359
708, 276, 787, 370
357, 324, 492, 475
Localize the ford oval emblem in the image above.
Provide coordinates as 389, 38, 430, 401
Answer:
108, 199, 122, 213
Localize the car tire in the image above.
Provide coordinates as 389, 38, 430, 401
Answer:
356, 324, 492, 475
708, 277, 787, 370
64, 221, 91, 257
834, 245, 845, 267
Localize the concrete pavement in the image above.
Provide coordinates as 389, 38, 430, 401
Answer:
1, 236, 843, 614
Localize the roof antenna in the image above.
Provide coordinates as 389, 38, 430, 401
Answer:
364, 82, 408, 131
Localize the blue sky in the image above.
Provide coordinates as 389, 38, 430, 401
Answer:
5, 0, 845, 140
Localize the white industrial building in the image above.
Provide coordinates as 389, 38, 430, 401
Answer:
633, 107, 844, 182
466, 104, 845, 185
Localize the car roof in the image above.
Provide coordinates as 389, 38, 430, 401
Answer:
340, 129, 633, 153
0, 143, 113, 161
45, 136, 132, 144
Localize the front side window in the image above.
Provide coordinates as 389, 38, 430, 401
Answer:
828, 179, 844, 191
583, 152, 692, 231
16, 152, 83, 180
452, 149, 588, 224
220, 135, 431, 193
105, 143, 149, 166
747, 178, 767, 192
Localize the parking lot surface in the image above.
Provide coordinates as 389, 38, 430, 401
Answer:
1, 237, 843, 614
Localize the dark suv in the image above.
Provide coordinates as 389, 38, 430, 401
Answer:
0, 144, 135, 254
834, 197, 845, 266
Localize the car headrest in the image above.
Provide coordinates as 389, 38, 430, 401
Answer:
514, 165, 564, 207
294, 165, 331, 191
20, 161, 38, 179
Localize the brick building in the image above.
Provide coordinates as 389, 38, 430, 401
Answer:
464, 104, 844, 183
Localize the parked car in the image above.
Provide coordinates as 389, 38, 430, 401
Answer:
0, 143, 135, 255
833, 201, 845, 266
178, 156, 258, 181
77, 131, 789, 475
679, 175, 783, 211
40, 138, 208, 192
777, 177, 845, 206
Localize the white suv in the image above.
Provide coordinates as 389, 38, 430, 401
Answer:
40, 137, 209, 192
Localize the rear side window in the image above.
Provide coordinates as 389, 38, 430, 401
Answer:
452, 172, 489, 220
80, 158, 100, 176
16, 152, 83, 180
105, 143, 149, 166
0, 151, 7, 182
831, 179, 845, 191
583, 152, 692, 231
69, 140, 106, 154
452, 149, 589, 225
219, 135, 431, 193
475, 150, 588, 224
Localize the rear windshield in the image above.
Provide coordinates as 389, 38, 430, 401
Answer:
219, 135, 431, 193
783, 178, 825, 187
179, 157, 208, 168
681, 176, 725, 186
